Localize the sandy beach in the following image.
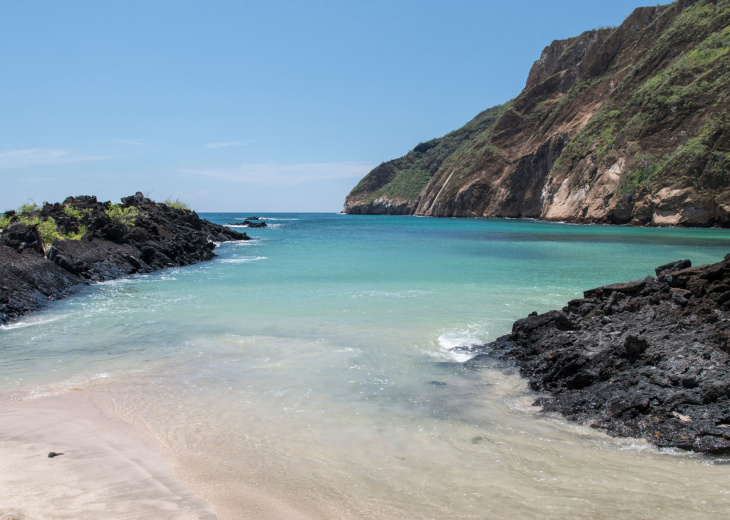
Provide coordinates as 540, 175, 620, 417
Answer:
0, 388, 359, 520
0, 390, 216, 520
3, 217, 730, 520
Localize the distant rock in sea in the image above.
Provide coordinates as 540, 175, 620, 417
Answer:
228, 220, 267, 228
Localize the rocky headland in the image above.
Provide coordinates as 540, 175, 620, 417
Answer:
345, 0, 730, 227
466, 256, 730, 454
0, 192, 248, 324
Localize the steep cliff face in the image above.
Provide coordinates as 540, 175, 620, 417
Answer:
345, 0, 730, 226
343, 103, 508, 214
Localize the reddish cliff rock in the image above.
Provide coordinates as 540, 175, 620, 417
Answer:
345, 0, 730, 227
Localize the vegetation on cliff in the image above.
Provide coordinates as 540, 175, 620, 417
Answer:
345, 0, 730, 226
345, 103, 509, 214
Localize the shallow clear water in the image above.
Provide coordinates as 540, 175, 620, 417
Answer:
3, 215, 730, 518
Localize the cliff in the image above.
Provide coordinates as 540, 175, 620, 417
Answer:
0, 193, 248, 324
344, 0, 730, 226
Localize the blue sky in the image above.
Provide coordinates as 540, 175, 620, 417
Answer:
1, 0, 659, 212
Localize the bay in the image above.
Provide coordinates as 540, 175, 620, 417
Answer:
2, 214, 730, 519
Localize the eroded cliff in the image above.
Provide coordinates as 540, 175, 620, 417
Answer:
345, 0, 730, 226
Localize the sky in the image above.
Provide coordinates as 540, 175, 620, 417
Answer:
1, 0, 662, 212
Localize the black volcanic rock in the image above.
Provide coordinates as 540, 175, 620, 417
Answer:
244, 220, 267, 228
227, 220, 267, 228
1, 224, 45, 255
472, 255, 730, 453
0, 193, 249, 324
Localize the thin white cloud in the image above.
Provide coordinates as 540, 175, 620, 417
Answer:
182, 162, 373, 186
205, 141, 252, 149
0, 149, 104, 169
110, 139, 151, 147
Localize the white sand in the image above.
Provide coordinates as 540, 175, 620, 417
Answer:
0, 390, 217, 520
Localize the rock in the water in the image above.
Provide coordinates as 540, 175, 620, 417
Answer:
244, 220, 267, 228
473, 254, 730, 454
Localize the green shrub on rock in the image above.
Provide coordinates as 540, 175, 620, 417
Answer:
17, 214, 40, 227
106, 204, 139, 226
18, 202, 39, 214
0, 213, 12, 229
63, 204, 91, 220
164, 197, 190, 210
64, 225, 86, 241
37, 217, 60, 248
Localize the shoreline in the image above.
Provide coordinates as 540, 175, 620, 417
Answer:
0, 193, 249, 325
3, 215, 730, 517
341, 212, 730, 228
472, 255, 730, 453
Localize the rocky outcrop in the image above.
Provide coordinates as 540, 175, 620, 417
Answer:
345, 0, 730, 227
228, 220, 267, 228
0, 193, 249, 324
344, 196, 415, 215
468, 255, 730, 453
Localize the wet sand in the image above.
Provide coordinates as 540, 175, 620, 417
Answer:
0, 389, 358, 520
0, 390, 216, 520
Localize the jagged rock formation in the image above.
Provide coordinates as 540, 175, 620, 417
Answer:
467, 256, 730, 453
345, 0, 730, 226
0, 193, 248, 324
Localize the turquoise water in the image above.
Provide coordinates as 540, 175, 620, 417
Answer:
2, 215, 730, 518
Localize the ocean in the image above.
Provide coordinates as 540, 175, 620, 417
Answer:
2, 214, 730, 519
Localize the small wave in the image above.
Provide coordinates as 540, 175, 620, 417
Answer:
219, 256, 267, 264
214, 241, 261, 253
436, 323, 490, 362
227, 223, 282, 229
355, 289, 431, 299
97, 277, 137, 286
229, 217, 299, 221
0, 315, 63, 331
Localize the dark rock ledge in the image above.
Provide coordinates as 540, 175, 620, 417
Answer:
0, 192, 249, 324
468, 256, 730, 454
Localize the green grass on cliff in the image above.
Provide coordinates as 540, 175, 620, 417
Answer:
350, 102, 510, 206
555, 0, 730, 196
373, 168, 433, 202
346, 0, 730, 214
